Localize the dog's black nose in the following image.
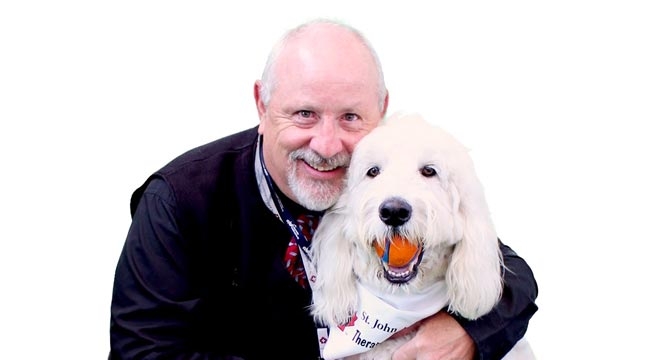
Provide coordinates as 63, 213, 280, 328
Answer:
379, 197, 412, 227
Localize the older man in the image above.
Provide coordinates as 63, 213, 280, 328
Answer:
110, 19, 538, 360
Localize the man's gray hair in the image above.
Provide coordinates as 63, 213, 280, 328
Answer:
258, 18, 387, 112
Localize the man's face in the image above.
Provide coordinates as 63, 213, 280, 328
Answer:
255, 28, 386, 211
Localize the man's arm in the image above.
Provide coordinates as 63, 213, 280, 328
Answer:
110, 178, 239, 360
393, 240, 538, 360
453, 240, 538, 359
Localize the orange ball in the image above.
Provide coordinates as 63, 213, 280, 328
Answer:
373, 235, 420, 267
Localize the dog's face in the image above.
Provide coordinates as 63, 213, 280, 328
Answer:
312, 114, 503, 322
337, 115, 475, 292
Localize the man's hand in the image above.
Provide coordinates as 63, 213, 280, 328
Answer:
391, 312, 475, 360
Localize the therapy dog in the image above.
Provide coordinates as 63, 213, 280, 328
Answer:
310, 113, 532, 359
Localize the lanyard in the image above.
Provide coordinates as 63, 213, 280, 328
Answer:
257, 137, 317, 263
258, 137, 330, 359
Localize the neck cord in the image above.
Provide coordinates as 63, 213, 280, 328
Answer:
258, 136, 317, 263
258, 137, 330, 359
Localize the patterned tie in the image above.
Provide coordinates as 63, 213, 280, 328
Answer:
284, 214, 320, 288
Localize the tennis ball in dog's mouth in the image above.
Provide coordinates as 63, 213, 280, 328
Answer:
373, 235, 420, 268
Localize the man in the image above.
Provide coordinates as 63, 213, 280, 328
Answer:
110, 19, 538, 360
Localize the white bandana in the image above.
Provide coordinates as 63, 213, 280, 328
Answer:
321, 281, 449, 360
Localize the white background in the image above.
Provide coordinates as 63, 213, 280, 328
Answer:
1, 1, 649, 359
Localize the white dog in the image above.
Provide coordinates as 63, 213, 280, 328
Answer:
310, 113, 533, 359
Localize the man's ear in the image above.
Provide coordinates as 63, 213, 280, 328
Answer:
380, 90, 390, 118
254, 80, 267, 132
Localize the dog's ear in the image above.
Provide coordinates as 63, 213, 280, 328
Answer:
446, 169, 503, 320
310, 206, 359, 326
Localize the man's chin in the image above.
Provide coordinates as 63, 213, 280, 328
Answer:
290, 182, 341, 211
295, 195, 337, 212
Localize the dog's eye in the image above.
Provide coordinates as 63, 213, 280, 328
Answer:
421, 165, 437, 177
366, 166, 380, 178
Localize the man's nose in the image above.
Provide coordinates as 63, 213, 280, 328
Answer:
310, 119, 345, 159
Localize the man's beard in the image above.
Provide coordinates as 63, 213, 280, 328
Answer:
287, 149, 350, 211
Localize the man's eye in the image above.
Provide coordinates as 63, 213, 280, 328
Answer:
366, 166, 380, 178
343, 113, 359, 121
298, 110, 313, 118
421, 165, 438, 177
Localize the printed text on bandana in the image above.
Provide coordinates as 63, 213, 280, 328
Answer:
339, 311, 398, 350
321, 282, 449, 359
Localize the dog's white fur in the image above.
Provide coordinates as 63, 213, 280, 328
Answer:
310, 113, 532, 359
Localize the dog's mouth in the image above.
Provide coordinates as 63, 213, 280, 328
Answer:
372, 235, 424, 284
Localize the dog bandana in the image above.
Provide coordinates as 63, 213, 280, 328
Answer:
320, 281, 449, 360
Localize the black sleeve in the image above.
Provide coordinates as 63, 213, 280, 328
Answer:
109, 178, 242, 360
451, 240, 539, 360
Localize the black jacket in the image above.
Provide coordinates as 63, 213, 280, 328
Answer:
109, 126, 538, 360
